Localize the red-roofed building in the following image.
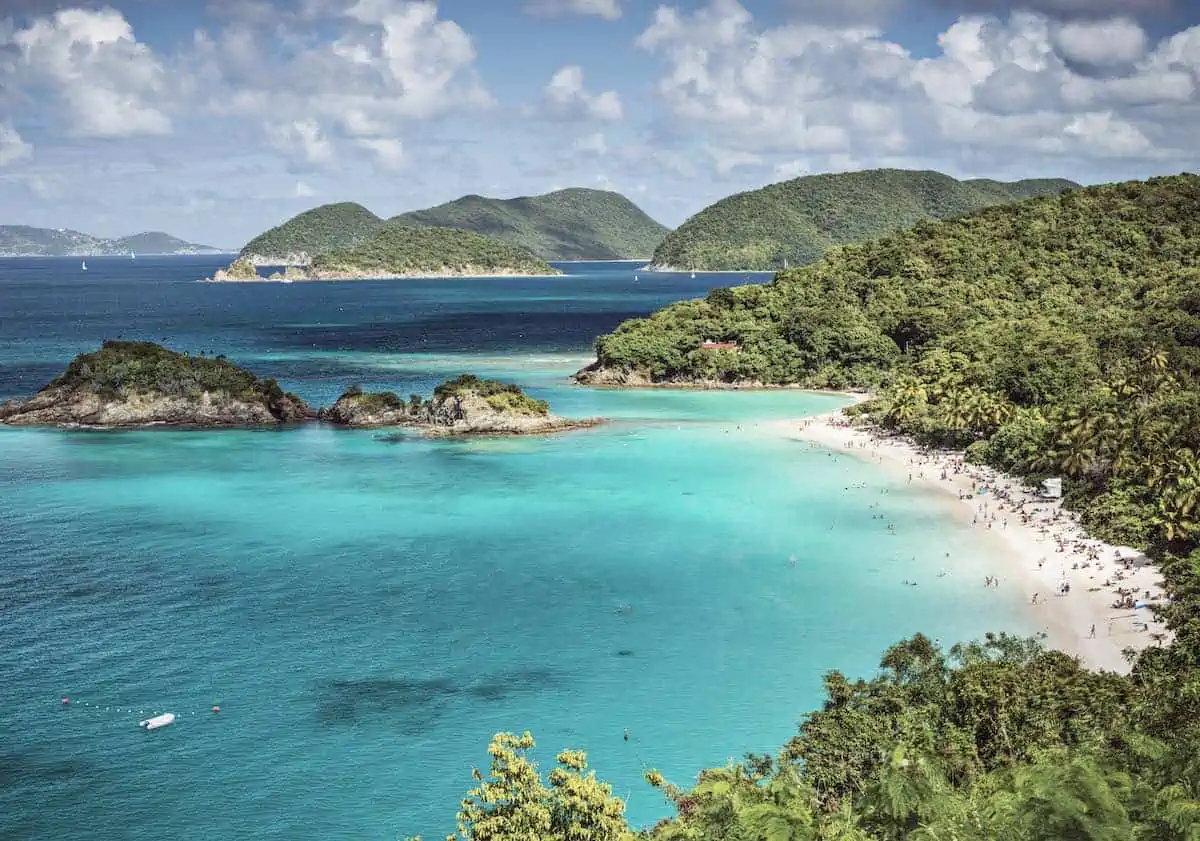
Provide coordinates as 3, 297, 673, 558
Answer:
701, 339, 740, 351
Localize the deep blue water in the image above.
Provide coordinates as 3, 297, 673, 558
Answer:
0, 257, 1034, 840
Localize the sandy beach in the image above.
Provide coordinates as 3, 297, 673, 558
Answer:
777, 407, 1172, 674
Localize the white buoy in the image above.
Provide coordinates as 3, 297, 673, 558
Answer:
139, 712, 176, 731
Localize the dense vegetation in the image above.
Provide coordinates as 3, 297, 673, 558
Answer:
419, 599, 1200, 840
649, 169, 1077, 271
407, 173, 1200, 841
238, 202, 383, 261
390, 188, 669, 259
310, 225, 559, 276
47, 340, 298, 408
595, 174, 1200, 549
433, 373, 550, 415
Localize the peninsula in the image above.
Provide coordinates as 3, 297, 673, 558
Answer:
211, 225, 560, 281
0, 340, 311, 427
0, 342, 595, 435
321, 374, 600, 435
646, 168, 1077, 272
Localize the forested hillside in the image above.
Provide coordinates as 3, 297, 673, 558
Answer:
411, 173, 1200, 841
648, 169, 1077, 271
390, 188, 669, 259
239, 203, 383, 263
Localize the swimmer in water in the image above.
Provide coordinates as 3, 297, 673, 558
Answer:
623, 728, 629, 742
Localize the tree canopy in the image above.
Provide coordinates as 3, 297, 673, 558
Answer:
648, 169, 1077, 271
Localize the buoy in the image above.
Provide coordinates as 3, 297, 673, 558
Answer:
61, 697, 70, 706
211, 706, 221, 713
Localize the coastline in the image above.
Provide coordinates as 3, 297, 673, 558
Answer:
201, 268, 564, 283
778, 405, 1171, 674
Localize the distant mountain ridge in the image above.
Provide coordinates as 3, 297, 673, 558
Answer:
0, 225, 223, 257
648, 169, 1081, 271
237, 188, 670, 264
390, 188, 669, 260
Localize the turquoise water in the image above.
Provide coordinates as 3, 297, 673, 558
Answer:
0, 258, 1035, 840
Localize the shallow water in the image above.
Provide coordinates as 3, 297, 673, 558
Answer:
0, 258, 1035, 840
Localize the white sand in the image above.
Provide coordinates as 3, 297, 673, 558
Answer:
774, 408, 1172, 673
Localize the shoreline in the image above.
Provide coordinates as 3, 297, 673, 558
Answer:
779, 406, 1170, 674
201, 269, 564, 283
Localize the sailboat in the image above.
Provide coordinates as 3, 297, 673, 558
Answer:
130, 252, 136, 260
690, 272, 696, 279
80, 260, 88, 271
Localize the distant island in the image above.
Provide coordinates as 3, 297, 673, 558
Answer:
235, 188, 669, 265
646, 169, 1078, 272
0, 341, 595, 435
0, 225, 225, 257
210, 225, 561, 281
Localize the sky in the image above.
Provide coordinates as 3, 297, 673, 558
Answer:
0, 0, 1198, 248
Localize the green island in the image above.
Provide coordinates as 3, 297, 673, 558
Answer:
402, 174, 1200, 841
307, 224, 560, 278
0, 342, 596, 435
239, 201, 383, 264
391, 187, 670, 260
648, 169, 1077, 272
0, 340, 311, 426
232, 189, 668, 266
321, 374, 597, 435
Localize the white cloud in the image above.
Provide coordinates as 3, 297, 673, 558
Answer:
0, 123, 33, 166
543, 65, 624, 120
294, 180, 316, 198
357, 137, 406, 170
573, 132, 609, 155
267, 119, 336, 165
705, 146, 763, 175
5, 8, 172, 137
523, 0, 623, 20
638, 0, 1199, 175
1052, 17, 1147, 67
192, 0, 491, 164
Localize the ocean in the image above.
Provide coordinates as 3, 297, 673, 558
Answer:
0, 257, 1035, 840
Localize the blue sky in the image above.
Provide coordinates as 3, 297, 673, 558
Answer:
1, 0, 1197, 248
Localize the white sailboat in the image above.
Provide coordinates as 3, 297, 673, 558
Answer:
80, 260, 88, 271
130, 252, 136, 260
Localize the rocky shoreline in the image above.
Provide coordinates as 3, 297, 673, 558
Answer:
0, 342, 600, 437
572, 360, 820, 390
205, 265, 564, 282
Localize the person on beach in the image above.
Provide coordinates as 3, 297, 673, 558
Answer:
1089, 624, 1096, 638
1031, 593, 1039, 604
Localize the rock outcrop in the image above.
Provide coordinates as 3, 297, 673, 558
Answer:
320, 376, 601, 436
0, 341, 312, 427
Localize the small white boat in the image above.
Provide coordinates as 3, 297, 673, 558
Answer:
81, 261, 88, 271
690, 272, 696, 278
138, 712, 176, 730
131, 252, 136, 260
280, 279, 293, 284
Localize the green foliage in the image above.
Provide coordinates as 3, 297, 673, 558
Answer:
433, 374, 550, 415
453, 732, 630, 841
239, 202, 383, 260
49, 340, 296, 407
336, 387, 404, 411
650, 168, 1077, 271
596, 174, 1200, 549
310, 225, 558, 276
224, 257, 258, 280
391, 188, 669, 260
